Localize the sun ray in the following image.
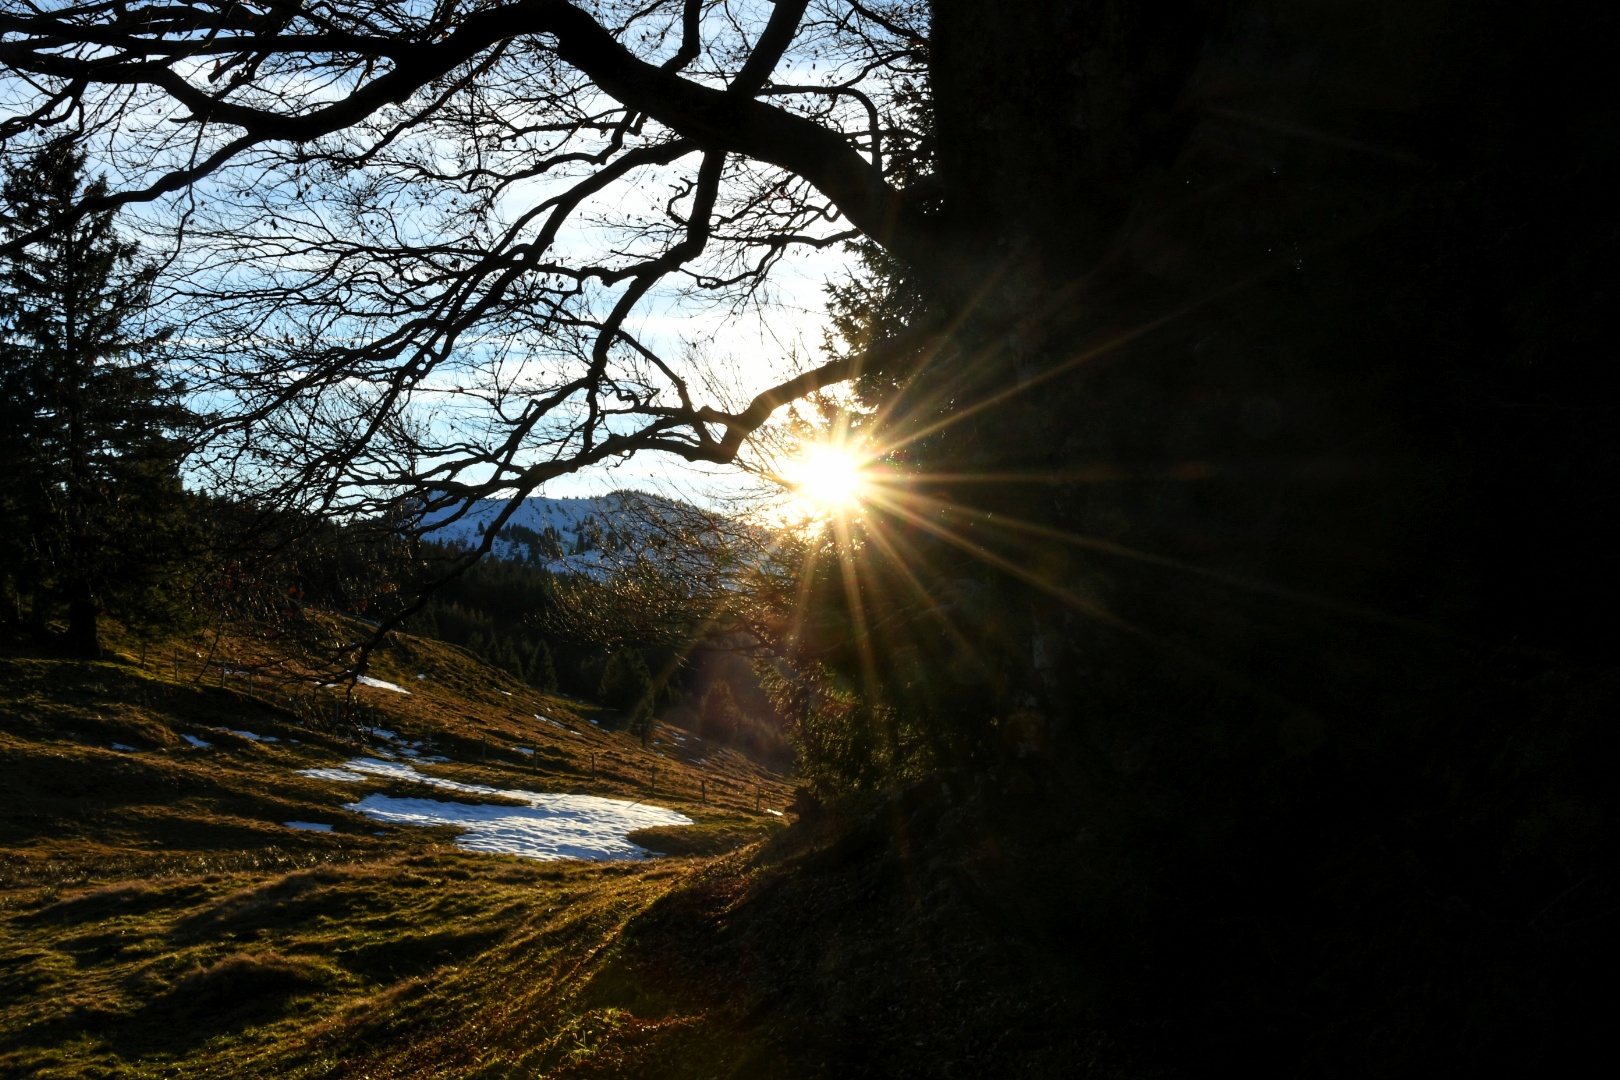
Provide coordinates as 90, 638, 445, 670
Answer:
882, 483, 1443, 635
883, 271, 1274, 458
861, 487, 1316, 714
862, 486, 1124, 629
786, 535, 825, 650
832, 513, 885, 709
860, 515, 984, 669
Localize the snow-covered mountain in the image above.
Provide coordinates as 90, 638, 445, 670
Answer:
417, 491, 737, 578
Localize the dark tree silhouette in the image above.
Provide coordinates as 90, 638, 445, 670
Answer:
0, 137, 196, 656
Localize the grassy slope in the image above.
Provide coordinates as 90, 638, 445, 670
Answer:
0, 619, 800, 1078
2, 619, 1088, 1079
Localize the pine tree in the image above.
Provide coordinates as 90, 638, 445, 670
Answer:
0, 138, 198, 657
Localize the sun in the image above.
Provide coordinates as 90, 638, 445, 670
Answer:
784, 443, 870, 518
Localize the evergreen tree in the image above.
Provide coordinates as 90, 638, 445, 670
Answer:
698, 680, 744, 745
526, 639, 558, 692
599, 646, 655, 744
0, 138, 197, 657
499, 635, 525, 681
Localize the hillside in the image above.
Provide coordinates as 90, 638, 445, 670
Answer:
0, 618, 805, 1077
3, 618, 1597, 1077
0, 616, 1113, 1079
417, 492, 737, 579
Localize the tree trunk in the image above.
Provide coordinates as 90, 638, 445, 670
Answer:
904, 4, 1617, 1070
920, 0, 1620, 715
65, 578, 100, 659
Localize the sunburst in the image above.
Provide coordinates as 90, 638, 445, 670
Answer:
782, 442, 872, 520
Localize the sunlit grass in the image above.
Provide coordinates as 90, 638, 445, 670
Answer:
0, 620, 794, 1078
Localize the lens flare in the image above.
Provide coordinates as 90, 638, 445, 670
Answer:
785, 443, 869, 517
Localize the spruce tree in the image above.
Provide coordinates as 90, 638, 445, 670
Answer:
0, 138, 197, 657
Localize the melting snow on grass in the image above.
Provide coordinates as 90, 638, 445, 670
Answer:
216, 728, 277, 742
181, 734, 212, 749
356, 676, 410, 694
297, 757, 690, 860
284, 821, 332, 832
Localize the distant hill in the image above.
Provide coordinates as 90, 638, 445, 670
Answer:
417, 490, 730, 577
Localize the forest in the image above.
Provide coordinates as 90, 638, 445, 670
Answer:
1, 1, 1615, 1075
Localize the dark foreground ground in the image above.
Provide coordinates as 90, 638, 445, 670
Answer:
2, 618, 1610, 1077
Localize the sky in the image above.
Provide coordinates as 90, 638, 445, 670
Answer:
0, 2, 878, 516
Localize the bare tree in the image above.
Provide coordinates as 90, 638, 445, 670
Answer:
0, 1, 936, 544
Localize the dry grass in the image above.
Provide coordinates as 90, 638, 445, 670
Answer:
0, 614, 793, 1078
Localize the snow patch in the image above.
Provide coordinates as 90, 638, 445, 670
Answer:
513, 746, 534, 756
181, 734, 212, 749
216, 728, 277, 742
284, 821, 332, 832
356, 676, 410, 694
345, 793, 688, 861
298, 766, 368, 782
111, 743, 138, 752
295, 756, 690, 861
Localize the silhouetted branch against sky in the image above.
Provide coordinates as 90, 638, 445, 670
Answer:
0, 1, 933, 513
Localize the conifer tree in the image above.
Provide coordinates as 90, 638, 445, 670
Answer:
599, 646, 655, 744
527, 639, 558, 692
0, 138, 197, 657
699, 681, 744, 745
500, 636, 525, 681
